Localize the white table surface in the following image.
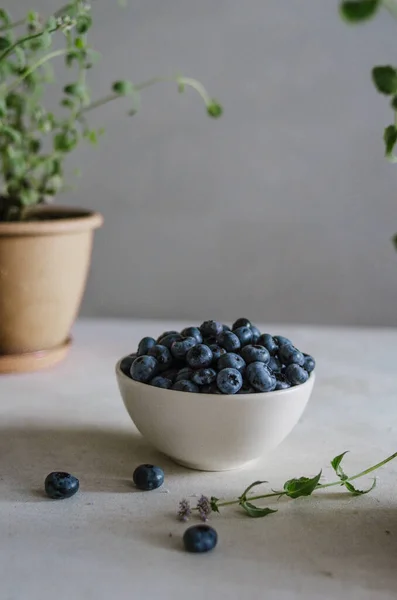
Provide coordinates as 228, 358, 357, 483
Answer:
1, 318, 397, 600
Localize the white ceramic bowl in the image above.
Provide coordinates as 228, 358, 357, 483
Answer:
116, 359, 315, 471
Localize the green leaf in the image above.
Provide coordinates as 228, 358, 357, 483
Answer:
45, 16, 57, 31
331, 451, 349, 481
339, 0, 380, 22
112, 80, 134, 96
61, 97, 75, 109
27, 10, 39, 24
54, 128, 79, 152
207, 100, 223, 118
240, 501, 278, 518
85, 129, 98, 145
0, 125, 21, 144
372, 66, 397, 95
178, 81, 185, 93
344, 478, 376, 495
44, 175, 63, 194
239, 480, 267, 503
392, 233, 397, 251
0, 9, 11, 27
76, 14, 92, 34
75, 37, 85, 50
283, 471, 322, 499
383, 125, 397, 159
65, 50, 82, 67
0, 36, 11, 50
64, 83, 85, 97
19, 188, 40, 206
210, 496, 220, 513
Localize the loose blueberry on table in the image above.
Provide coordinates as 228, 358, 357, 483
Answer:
133, 464, 165, 491
44, 471, 79, 499
122, 320, 315, 394
183, 524, 218, 553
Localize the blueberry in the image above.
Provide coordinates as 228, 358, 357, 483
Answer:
171, 336, 197, 359
157, 330, 179, 343
120, 354, 136, 376
175, 367, 194, 382
158, 333, 183, 349
161, 368, 179, 383
130, 355, 158, 382
232, 317, 251, 329
186, 344, 213, 369
250, 325, 261, 343
191, 368, 217, 386
278, 345, 305, 367
303, 354, 316, 374
150, 376, 172, 389
216, 331, 241, 352
147, 344, 173, 370
275, 378, 290, 390
274, 335, 292, 347
268, 356, 282, 373
44, 472, 79, 500
200, 320, 223, 338
285, 364, 309, 386
232, 326, 253, 347
172, 380, 200, 393
137, 336, 156, 356
133, 464, 164, 491
240, 345, 270, 365
222, 324, 231, 332
257, 333, 278, 355
246, 362, 276, 392
209, 344, 227, 363
216, 368, 243, 394
183, 524, 218, 553
201, 383, 222, 394
181, 327, 203, 344
217, 352, 246, 373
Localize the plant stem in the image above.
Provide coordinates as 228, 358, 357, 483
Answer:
0, 27, 57, 64
5, 48, 67, 92
382, 0, 397, 19
80, 75, 213, 116
212, 451, 397, 509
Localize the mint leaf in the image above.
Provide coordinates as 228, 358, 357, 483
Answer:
207, 100, 223, 118
112, 80, 134, 96
239, 480, 267, 503
339, 0, 380, 22
283, 471, 322, 499
240, 501, 277, 518
210, 496, 220, 513
344, 478, 376, 495
372, 66, 397, 95
383, 125, 397, 159
331, 451, 349, 481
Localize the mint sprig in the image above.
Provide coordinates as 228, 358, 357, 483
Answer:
178, 450, 397, 521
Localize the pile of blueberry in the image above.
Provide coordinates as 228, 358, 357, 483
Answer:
120, 318, 315, 395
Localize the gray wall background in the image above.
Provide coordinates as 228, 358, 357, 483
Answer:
6, 0, 397, 326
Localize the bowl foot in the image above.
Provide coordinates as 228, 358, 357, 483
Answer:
171, 456, 260, 472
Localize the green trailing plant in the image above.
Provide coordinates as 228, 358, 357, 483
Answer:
0, 2, 222, 222
177, 450, 397, 521
339, 0, 397, 247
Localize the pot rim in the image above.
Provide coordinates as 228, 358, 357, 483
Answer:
0, 205, 103, 237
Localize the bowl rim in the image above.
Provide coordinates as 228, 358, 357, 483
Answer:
115, 355, 315, 400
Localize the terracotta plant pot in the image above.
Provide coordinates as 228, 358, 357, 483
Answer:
0, 205, 103, 373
